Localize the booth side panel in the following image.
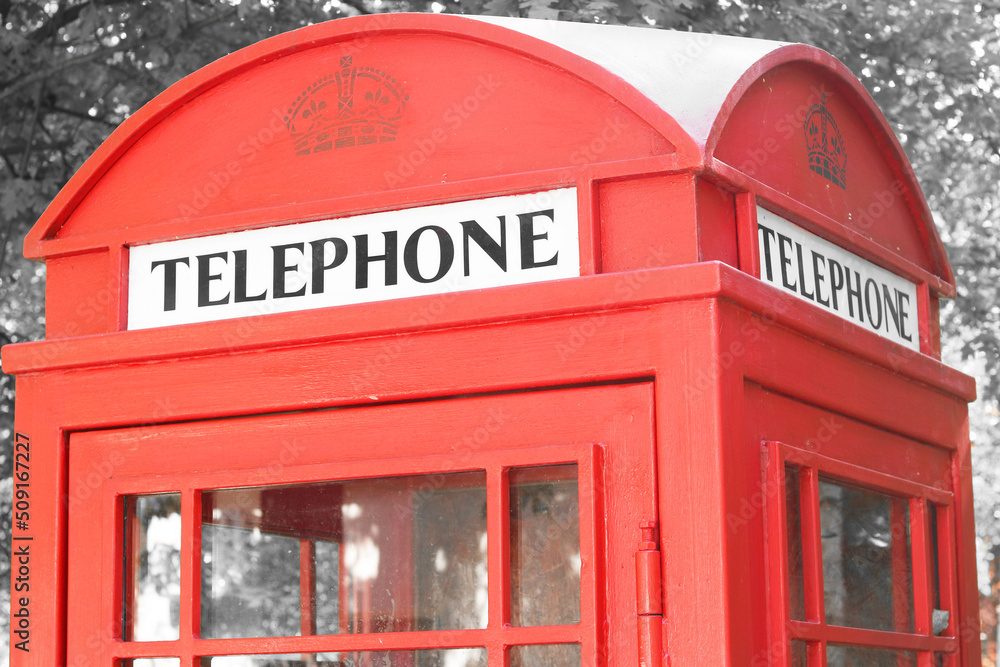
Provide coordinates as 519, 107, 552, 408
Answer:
46, 251, 121, 338
10, 376, 67, 667
744, 315, 967, 450
741, 309, 979, 666
718, 301, 768, 667
954, 422, 983, 667
652, 299, 732, 666
598, 174, 699, 273
696, 179, 738, 267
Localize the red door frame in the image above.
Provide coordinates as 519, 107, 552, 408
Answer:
68, 382, 657, 665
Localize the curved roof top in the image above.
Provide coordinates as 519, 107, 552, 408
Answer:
24, 13, 953, 295
469, 16, 785, 146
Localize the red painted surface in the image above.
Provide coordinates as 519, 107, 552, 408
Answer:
2, 13, 978, 667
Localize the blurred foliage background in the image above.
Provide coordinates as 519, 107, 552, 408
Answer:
0, 0, 998, 663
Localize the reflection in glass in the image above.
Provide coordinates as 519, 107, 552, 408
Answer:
200, 472, 487, 639
126, 660, 181, 667
820, 479, 913, 632
510, 465, 580, 627
826, 644, 916, 666
125, 493, 181, 641
510, 643, 581, 667
785, 466, 805, 620
790, 640, 808, 667
201, 648, 486, 667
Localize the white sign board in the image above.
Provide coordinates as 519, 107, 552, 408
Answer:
128, 188, 579, 330
756, 207, 919, 350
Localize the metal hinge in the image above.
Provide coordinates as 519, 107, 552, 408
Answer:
636, 521, 664, 667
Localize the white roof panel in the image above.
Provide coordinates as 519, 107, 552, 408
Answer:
469, 16, 786, 145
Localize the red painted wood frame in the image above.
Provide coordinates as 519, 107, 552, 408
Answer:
763, 440, 960, 667
7, 261, 979, 667
67, 383, 657, 666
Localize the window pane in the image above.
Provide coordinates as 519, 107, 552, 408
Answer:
510, 464, 581, 627
819, 479, 913, 632
124, 660, 181, 667
510, 643, 581, 667
826, 644, 916, 666
790, 639, 808, 667
200, 648, 486, 666
125, 493, 181, 641
201, 472, 487, 639
785, 466, 805, 621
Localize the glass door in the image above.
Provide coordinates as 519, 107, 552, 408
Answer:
67, 383, 657, 667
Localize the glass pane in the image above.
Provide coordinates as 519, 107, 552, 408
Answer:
819, 479, 913, 632
510, 464, 581, 627
826, 644, 916, 666
125, 493, 181, 641
510, 643, 581, 667
201, 472, 487, 639
785, 466, 805, 620
201, 648, 486, 666
124, 660, 181, 667
790, 639, 808, 667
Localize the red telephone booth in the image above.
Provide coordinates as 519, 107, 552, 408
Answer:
3, 14, 979, 667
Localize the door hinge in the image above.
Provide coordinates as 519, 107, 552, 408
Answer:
636, 521, 664, 667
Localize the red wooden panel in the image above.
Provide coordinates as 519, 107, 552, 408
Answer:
713, 61, 947, 284
696, 178, 738, 267
45, 250, 119, 338
67, 382, 656, 665
597, 173, 699, 273
51, 36, 675, 246
747, 386, 953, 490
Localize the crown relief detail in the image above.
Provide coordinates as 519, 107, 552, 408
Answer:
804, 93, 847, 190
285, 56, 408, 155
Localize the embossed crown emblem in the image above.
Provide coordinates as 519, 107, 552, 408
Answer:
804, 93, 847, 189
285, 56, 408, 155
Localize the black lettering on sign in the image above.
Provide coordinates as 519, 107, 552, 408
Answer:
518, 209, 558, 269
758, 224, 776, 281
355, 231, 398, 289
197, 252, 230, 307
234, 250, 267, 302
151, 257, 190, 311
404, 226, 455, 283
757, 211, 917, 347
811, 250, 830, 307
310, 238, 348, 294
272, 243, 307, 298
778, 233, 796, 290
461, 218, 507, 277
828, 259, 844, 310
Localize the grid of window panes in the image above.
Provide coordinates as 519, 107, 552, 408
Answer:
119, 460, 590, 666
780, 455, 957, 667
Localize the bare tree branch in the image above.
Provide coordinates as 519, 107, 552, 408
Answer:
0, 6, 238, 105
47, 104, 118, 128
27, 0, 133, 43
336, 0, 374, 16
0, 39, 142, 103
